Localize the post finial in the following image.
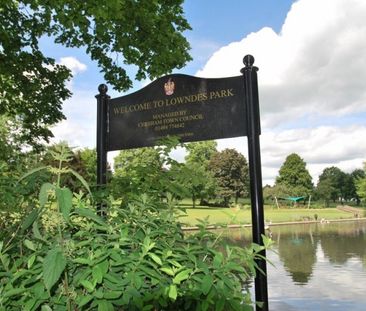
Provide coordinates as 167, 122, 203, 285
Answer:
98, 84, 108, 95
243, 55, 255, 67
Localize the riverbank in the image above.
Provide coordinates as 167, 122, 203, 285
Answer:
179, 206, 366, 230
182, 217, 366, 231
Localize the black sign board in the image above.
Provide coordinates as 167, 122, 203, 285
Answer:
96, 55, 268, 311
108, 74, 246, 151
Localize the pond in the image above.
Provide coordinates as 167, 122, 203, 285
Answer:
224, 220, 366, 311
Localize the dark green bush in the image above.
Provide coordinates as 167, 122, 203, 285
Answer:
0, 144, 270, 310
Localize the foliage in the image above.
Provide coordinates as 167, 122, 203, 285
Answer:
183, 141, 218, 206
78, 148, 97, 187
356, 162, 366, 203
0, 142, 269, 310
209, 149, 249, 206
185, 141, 218, 168
315, 178, 335, 207
112, 146, 163, 197
350, 169, 365, 205
275, 153, 313, 196
263, 184, 291, 200
178, 162, 217, 208
0, 0, 191, 145
317, 166, 347, 202
41, 142, 98, 193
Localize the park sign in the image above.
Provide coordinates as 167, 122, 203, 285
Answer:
108, 74, 247, 151
95, 55, 269, 311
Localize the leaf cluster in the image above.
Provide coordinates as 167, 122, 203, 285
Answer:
1, 0, 191, 145
0, 145, 269, 310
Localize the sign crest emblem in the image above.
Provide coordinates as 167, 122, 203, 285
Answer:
164, 78, 175, 95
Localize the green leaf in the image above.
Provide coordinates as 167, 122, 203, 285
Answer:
24, 239, 36, 251
201, 274, 213, 295
32, 221, 47, 243
168, 284, 177, 300
19, 166, 48, 182
69, 169, 92, 197
80, 279, 95, 293
160, 267, 175, 276
213, 253, 223, 269
21, 209, 39, 232
173, 268, 192, 284
56, 187, 72, 222
215, 298, 225, 311
148, 253, 162, 266
92, 265, 103, 284
43, 248, 66, 291
97, 299, 114, 311
73, 257, 92, 265
77, 295, 93, 308
104, 291, 122, 299
27, 254, 36, 269
3, 287, 27, 298
41, 305, 52, 311
74, 208, 107, 226
39, 183, 54, 208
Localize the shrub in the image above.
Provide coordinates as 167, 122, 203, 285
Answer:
0, 145, 270, 310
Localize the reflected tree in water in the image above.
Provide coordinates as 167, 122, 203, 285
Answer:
320, 229, 366, 264
277, 231, 318, 284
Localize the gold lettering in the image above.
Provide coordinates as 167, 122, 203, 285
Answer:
209, 88, 235, 100
209, 91, 221, 99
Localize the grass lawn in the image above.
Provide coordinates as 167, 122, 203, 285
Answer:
178, 205, 360, 227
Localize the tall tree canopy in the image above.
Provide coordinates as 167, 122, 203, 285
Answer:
209, 148, 249, 206
0, 0, 191, 145
317, 166, 348, 202
356, 162, 366, 203
185, 141, 218, 167
275, 153, 313, 196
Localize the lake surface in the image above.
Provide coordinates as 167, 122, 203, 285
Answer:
224, 220, 366, 311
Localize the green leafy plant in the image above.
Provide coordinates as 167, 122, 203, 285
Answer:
0, 144, 270, 310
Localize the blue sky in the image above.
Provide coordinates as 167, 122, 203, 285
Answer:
48, 0, 366, 185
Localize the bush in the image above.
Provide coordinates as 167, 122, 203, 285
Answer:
0, 145, 270, 310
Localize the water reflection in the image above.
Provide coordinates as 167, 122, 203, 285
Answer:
221, 220, 366, 311
277, 230, 317, 284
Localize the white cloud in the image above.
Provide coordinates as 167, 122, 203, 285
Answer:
197, 0, 366, 184
59, 56, 87, 75
50, 89, 95, 148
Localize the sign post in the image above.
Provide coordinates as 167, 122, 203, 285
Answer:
95, 54, 268, 310
242, 55, 269, 311
95, 84, 109, 213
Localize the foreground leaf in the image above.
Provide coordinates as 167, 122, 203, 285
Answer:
56, 187, 73, 222
43, 248, 66, 291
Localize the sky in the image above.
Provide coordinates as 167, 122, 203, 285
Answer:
47, 0, 366, 186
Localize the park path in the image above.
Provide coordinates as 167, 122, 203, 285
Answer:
337, 205, 363, 217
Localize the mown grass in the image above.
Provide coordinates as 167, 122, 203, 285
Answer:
178, 204, 360, 226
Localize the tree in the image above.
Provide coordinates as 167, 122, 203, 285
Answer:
0, 115, 27, 165
356, 162, 366, 203
179, 162, 216, 208
184, 141, 218, 206
275, 153, 313, 196
1, 1, 191, 145
317, 166, 348, 203
208, 149, 249, 206
350, 169, 365, 205
40, 142, 98, 193
77, 148, 97, 186
112, 147, 163, 198
185, 141, 218, 167
315, 178, 336, 207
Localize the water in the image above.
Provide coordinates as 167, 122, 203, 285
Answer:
225, 220, 366, 311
